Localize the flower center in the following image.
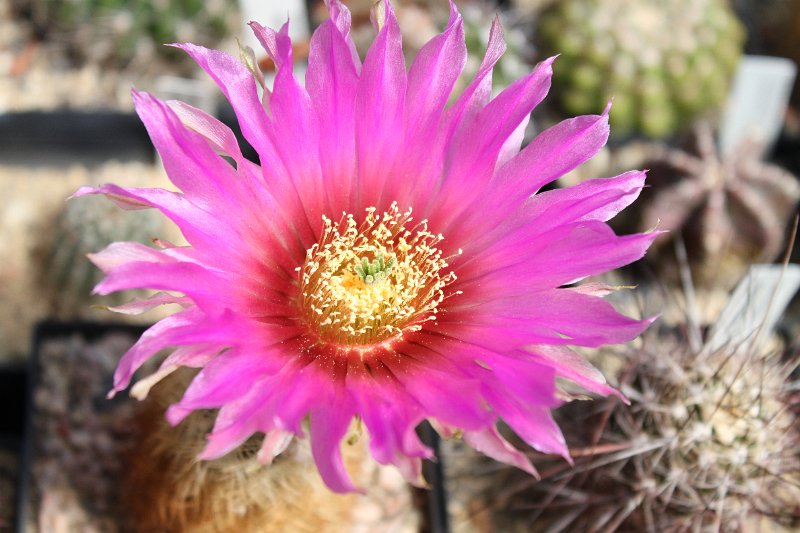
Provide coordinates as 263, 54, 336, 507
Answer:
298, 202, 458, 347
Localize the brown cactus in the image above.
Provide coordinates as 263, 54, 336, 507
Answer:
639, 123, 800, 286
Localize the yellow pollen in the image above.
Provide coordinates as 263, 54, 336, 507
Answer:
298, 202, 458, 346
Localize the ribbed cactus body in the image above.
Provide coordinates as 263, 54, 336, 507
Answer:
638, 124, 800, 287
48, 0, 237, 70
36, 196, 161, 317
537, 0, 744, 138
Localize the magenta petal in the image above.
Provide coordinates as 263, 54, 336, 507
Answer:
354, 2, 406, 206
480, 353, 560, 409
444, 16, 506, 138
519, 228, 659, 288
378, 9, 466, 208
92, 260, 221, 302
249, 20, 292, 70
88, 243, 238, 309
184, 339, 326, 438
106, 291, 191, 315
167, 100, 245, 160
326, 0, 352, 36
463, 426, 538, 476
430, 58, 554, 231
405, 8, 465, 138
451, 171, 650, 276
161, 344, 218, 369
434, 320, 557, 353
74, 184, 239, 253
520, 288, 656, 346
89, 241, 176, 272
257, 429, 294, 465
198, 377, 284, 459
255, 23, 330, 224
442, 58, 554, 193
386, 347, 492, 430
199, 424, 255, 460
523, 170, 647, 230
174, 43, 278, 170
306, 18, 359, 214
461, 221, 660, 292
496, 113, 530, 169
269, 368, 331, 435
482, 384, 570, 460
133, 90, 270, 219
452, 287, 654, 348
309, 396, 360, 493
324, 0, 361, 68
111, 308, 233, 395
496, 107, 611, 202
346, 364, 431, 484
129, 344, 220, 402
167, 349, 286, 425
529, 344, 623, 399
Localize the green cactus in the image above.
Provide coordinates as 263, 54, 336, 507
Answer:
536, 0, 745, 138
41, 0, 237, 70
34, 194, 162, 317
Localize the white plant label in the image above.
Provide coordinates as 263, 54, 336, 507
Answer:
719, 55, 797, 155
706, 264, 800, 354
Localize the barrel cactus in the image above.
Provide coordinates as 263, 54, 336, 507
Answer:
638, 123, 800, 287
44, 0, 238, 71
536, 0, 745, 138
445, 270, 800, 532
523, 315, 800, 530
125, 370, 366, 532
34, 194, 162, 317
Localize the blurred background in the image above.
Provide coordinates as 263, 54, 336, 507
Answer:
1, 0, 799, 531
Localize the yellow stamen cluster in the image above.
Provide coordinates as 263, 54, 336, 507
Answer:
298, 202, 458, 347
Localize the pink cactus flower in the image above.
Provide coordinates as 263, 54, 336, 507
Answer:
75, 0, 657, 492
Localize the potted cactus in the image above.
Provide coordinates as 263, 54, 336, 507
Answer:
535, 0, 745, 138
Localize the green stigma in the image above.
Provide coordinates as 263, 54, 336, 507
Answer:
354, 255, 396, 284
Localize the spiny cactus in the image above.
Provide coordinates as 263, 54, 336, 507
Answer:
41, 0, 238, 71
125, 370, 365, 532
453, 268, 800, 532
125, 369, 419, 532
530, 344, 799, 531
536, 0, 744, 138
639, 123, 800, 287
33, 194, 161, 317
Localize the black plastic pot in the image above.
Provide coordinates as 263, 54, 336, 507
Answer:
0, 111, 154, 166
0, 362, 25, 532
419, 422, 450, 533
0, 366, 26, 448
773, 131, 800, 177
16, 320, 148, 532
